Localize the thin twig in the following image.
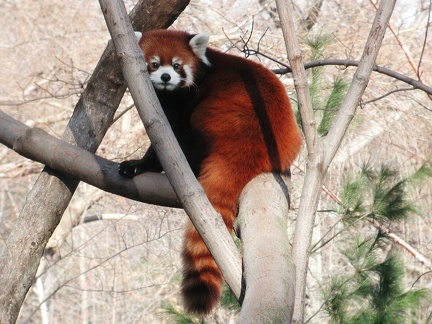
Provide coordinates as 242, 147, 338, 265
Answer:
368, 0, 432, 100
362, 87, 416, 105
273, 59, 432, 96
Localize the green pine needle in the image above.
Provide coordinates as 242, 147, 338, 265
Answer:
340, 174, 367, 224
220, 286, 241, 311
371, 165, 416, 223
322, 276, 350, 323
162, 304, 202, 324
317, 77, 349, 136
320, 237, 429, 323
305, 33, 333, 61
341, 164, 418, 226
407, 162, 432, 182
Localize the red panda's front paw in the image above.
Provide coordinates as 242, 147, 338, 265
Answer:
118, 160, 143, 178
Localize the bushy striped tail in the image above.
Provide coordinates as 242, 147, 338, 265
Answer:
181, 222, 224, 314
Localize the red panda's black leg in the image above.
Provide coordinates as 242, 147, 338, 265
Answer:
118, 145, 163, 178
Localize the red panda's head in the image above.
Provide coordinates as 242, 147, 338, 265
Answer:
135, 30, 210, 91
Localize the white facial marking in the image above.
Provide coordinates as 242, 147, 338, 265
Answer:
150, 66, 182, 91
149, 56, 160, 67
172, 57, 183, 65
183, 64, 194, 87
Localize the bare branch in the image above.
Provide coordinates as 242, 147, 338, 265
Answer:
418, 0, 431, 76
275, 0, 317, 154
368, 0, 432, 101
0, 110, 179, 207
276, 1, 397, 322
362, 87, 417, 105
273, 59, 432, 96
370, 218, 432, 270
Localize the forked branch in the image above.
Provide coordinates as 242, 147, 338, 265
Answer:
276, 0, 397, 322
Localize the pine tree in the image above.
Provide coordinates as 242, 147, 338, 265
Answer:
318, 164, 430, 323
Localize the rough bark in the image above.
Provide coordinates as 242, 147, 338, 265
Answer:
0, 0, 190, 322
98, 0, 242, 298
236, 173, 295, 323
275, 0, 397, 322
0, 111, 179, 208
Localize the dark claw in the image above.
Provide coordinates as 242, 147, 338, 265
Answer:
118, 160, 141, 178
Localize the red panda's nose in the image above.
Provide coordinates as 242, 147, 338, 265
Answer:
161, 73, 171, 83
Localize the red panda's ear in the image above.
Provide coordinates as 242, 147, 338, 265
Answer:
134, 31, 142, 42
189, 33, 211, 66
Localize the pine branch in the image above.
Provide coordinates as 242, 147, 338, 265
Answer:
369, 219, 432, 270
309, 164, 432, 271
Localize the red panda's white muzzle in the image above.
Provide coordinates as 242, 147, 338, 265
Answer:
147, 55, 195, 91
150, 65, 183, 91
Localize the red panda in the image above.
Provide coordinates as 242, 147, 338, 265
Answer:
119, 29, 302, 314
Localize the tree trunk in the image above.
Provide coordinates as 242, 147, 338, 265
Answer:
236, 173, 295, 323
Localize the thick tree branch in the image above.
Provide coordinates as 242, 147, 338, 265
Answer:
275, 0, 317, 154
322, 2, 396, 169
236, 173, 295, 323
0, 0, 190, 322
0, 110, 179, 207
98, 0, 242, 299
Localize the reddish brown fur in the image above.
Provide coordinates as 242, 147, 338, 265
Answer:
140, 31, 202, 81
139, 30, 302, 314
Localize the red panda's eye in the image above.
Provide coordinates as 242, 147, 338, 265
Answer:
173, 63, 181, 71
151, 62, 159, 69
